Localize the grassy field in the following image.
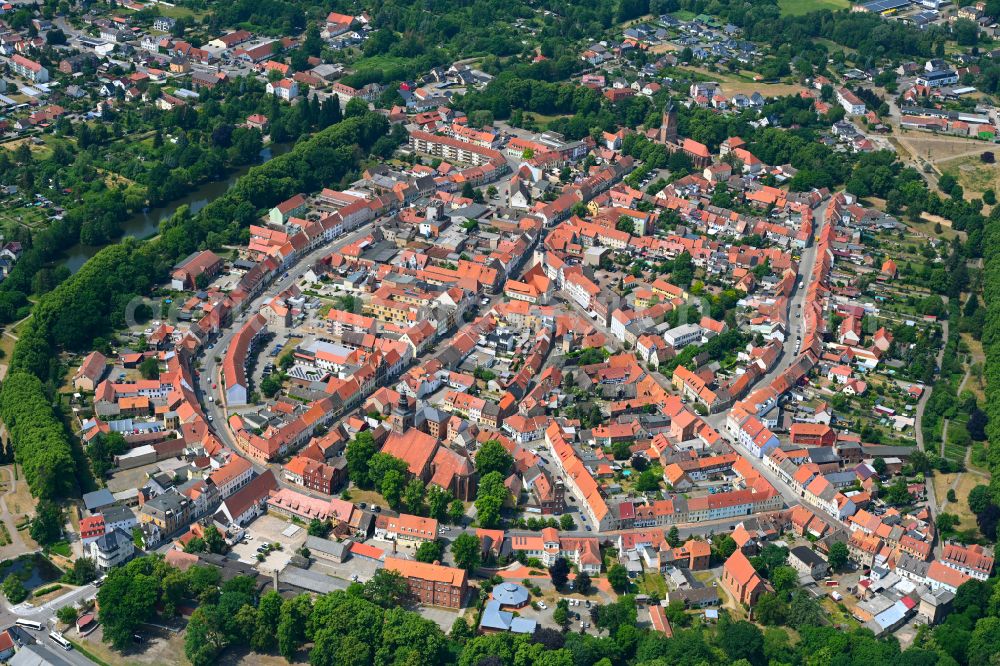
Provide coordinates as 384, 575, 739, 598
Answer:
939, 153, 1000, 199
934, 472, 981, 532
778, 0, 850, 15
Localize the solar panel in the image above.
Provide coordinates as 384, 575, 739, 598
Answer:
859, 0, 911, 12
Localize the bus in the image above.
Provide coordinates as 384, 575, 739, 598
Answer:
49, 631, 72, 651
15, 619, 42, 631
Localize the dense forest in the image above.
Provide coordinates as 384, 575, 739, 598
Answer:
0, 111, 391, 500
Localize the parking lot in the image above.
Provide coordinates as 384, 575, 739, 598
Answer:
229, 515, 307, 571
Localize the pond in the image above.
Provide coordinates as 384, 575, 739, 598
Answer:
0, 553, 62, 589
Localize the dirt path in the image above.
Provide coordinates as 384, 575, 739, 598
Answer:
0, 466, 29, 558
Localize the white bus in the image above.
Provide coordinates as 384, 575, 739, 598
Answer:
49, 631, 72, 651
15, 619, 42, 631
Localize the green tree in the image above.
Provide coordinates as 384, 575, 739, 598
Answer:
451, 532, 482, 571
185, 605, 227, 666
787, 590, 824, 629
252, 590, 283, 653
576, 571, 592, 594
363, 569, 411, 608
755, 592, 788, 626
475, 440, 514, 477
969, 484, 992, 515
98, 558, 164, 649
615, 216, 635, 235
594, 596, 636, 634
550, 557, 570, 588
719, 620, 765, 665
553, 601, 570, 629
2, 575, 26, 603
56, 605, 78, 625
203, 525, 225, 554
635, 469, 661, 492
715, 535, 738, 559
559, 513, 576, 531
607, 564, 629, 593
139, 356, 160, 379
277, 594, 312, 660
66, 557, 98, 585
345, 431, 377, 488
30, 499, 64, 546
415, 540, 445, 564
448, 499, 466, 525
475, 471, 508, 528
308, 519, 332, 537
827, 541, 849, 571
380, 469, 406, 508
426, 486, 453, 521
770, 565, 798, 593
403, 478, 426, 515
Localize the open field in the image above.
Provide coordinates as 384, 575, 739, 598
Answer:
939, 153, 1000, 199
649, 42, 680, 53
779, 0, 850, 15
77, 627, 193, 666
960, 333, 986, 401
675, 66, 806, 97
0, 137, 53, 159
895, 132, 992, 167
934, 472, 981, 532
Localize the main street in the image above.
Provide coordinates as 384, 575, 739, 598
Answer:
704, 195, 831, 517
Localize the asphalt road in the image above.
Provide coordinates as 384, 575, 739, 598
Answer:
0, 583, 99, 666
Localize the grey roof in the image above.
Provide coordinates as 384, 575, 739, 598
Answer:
94, 528, 132, 554
305, 535, 349, 559
83, 488, 115, 511
9, 644, 78, 666
280, 565, 348, 595
142, 489, 190, 516
668, 586, 719, 605
807, 448, 839, 465
790, 546, 827, 568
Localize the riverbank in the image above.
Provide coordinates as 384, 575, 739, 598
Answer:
60, 142, 293, 273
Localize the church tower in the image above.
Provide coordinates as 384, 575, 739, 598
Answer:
390, 393, 414, 434
659, 101, 678, 144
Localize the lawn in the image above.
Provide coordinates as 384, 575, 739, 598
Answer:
778, 0, 850, 15
636, 573, 668, 598
48, 541, 71, 558
820, 597, 861, 629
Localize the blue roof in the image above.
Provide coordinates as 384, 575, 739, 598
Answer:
491, 582, 530, 607
480, 601, 537, 634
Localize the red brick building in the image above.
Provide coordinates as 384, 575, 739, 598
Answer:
384, 557, 468, 609
789, 423, 836, 447
721, 550, 767, 606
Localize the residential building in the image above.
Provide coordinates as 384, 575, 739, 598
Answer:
384, 557, 468, 608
